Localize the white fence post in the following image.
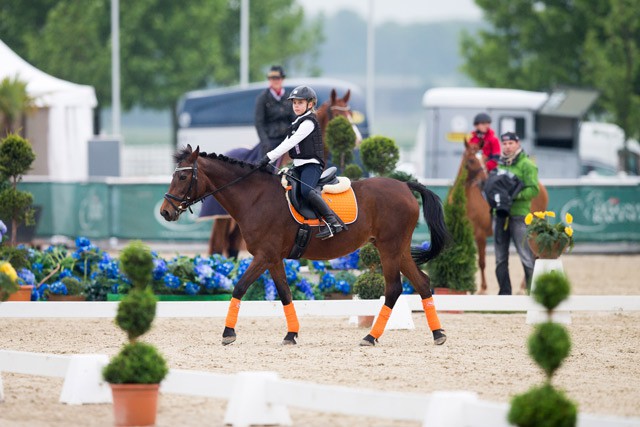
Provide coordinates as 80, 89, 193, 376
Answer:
59, 354, 112, 404
526, 259, 571, 324
380, 295, 415, 330
224, 371, 292, 427
423, 391, 479, 427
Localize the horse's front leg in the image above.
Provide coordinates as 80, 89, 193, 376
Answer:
221, 256, 269, 345
269, 261, 299, 345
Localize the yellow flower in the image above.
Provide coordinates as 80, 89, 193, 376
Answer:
534, 211, 546, 219
565, 212, 573, 224
0, 261, 18, 283
525, 213, 533, 225
545, 211, 556, 217
564, 226, 573, 237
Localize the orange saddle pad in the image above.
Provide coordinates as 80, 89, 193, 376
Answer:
286, 187, 358, 226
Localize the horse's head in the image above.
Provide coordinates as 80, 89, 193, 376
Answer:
160, 144, 206, 221
319, 89, 363, 144
462, 139, 485, 180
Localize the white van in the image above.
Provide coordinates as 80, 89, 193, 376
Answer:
175, 78, 369, 155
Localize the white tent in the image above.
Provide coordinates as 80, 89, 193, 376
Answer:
0, 40, 97, 181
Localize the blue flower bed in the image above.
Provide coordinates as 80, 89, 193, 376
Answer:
7, 237, 430, 301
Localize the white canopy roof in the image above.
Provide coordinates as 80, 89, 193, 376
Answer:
0, 40, 97, 108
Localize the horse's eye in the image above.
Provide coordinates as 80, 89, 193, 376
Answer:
179, 174, 187, 181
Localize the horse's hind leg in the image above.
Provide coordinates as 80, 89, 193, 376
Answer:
221, 256, 269, 345
360, 246, 403, 346
269, 261, 299, 345
476, 234, 488, 295
399, 253, 446, 345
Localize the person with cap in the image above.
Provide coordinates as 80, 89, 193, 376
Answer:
491, 131, 539, 295
255, 65, 296, 159
258, 85, 346, 240
467, 112, 501, 172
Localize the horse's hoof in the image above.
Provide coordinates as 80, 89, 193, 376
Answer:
282, 332, 298, 345
359, 334, 377, 347
433, 329, 447, 345
222, 327, 236, 346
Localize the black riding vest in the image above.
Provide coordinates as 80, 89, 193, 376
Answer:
287, 113, 325, 167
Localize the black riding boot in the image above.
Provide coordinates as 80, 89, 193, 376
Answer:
307, 190, 346, 239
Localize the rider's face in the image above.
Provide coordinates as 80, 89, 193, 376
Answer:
475, 122, 490, 133
292, 99, 310, 115
501, 139, 520, 156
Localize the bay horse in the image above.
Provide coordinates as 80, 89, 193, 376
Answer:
458, 142, 548, 294
161, 145, 449, 347
208, 88, 362, 257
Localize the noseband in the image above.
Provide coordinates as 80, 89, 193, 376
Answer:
326, 104, 351, 121
164, 158, 263, 215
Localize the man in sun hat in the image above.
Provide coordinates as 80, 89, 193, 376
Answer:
255, 65, 296, 158
491, 131, 539, 295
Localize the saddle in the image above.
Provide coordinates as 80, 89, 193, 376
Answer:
280, 166, 358, 226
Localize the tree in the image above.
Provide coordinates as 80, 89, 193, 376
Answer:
426, 168, 477, 292
360, 136, 399, 176
583, 0, 640, 168
462, 0, 640, 170
3, 0, 321, 112
0, 77, 35, 135
325, 116, 356, 171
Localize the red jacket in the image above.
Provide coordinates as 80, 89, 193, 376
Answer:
468, 128, 501, 171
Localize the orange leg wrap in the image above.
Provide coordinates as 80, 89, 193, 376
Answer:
283, 302, 300, 333
369, 305, 393, 339
422, 297, 442, 331
225, 297, 241, 329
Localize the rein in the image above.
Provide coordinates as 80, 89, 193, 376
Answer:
164, 158, 262, 214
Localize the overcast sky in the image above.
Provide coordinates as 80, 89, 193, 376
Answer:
297, 0, 483, 24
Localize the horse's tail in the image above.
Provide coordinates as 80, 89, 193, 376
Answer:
406, 181, 450, 264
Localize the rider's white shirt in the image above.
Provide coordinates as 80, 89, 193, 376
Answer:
266, 111, 321, 167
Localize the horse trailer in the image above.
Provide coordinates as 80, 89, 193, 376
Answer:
411, 87, 600, 179
175, 78, 369, 155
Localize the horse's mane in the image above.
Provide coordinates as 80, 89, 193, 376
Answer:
173, 147, 268, 173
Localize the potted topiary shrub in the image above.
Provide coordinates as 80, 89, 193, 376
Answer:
353, 243, 385, 327
102, 241, 168, 426
360, 135, 400, 177
325, 116, 356, 172
426, 168, 477, 297
0, 133, 36, 246
508, 270, 577, 427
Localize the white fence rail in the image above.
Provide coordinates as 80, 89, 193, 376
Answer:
1, 295, 639, 319
1, 350, 638, 427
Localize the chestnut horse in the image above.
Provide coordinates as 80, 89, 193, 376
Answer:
457, 142, 548, 294
208, 88, 362, 257
161, 145, 449, 347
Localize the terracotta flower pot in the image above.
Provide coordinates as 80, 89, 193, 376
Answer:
110, 383, 160, 426
527, 237, 568, 259
48, 294, 86, 301
5, 285, 33, 302
433, 287, 467, 314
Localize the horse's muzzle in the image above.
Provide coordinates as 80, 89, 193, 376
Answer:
160, 208, 179, 222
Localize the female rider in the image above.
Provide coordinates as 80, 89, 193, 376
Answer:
259, 85, 345, 239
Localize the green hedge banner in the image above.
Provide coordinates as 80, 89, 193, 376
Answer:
17, 181, 640, 243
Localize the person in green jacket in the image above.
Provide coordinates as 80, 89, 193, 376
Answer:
494, 132, 539, 294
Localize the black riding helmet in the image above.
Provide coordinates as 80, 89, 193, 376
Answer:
473, 112, 492, 125
288, 85, 317, 104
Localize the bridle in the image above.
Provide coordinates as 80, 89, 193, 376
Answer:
325, 103, 351, 121
163, 158, 261, 215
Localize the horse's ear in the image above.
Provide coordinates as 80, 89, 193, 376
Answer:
330, 88, 337, 103
342, 89, 351, 104
188, 145, 200, 161
186, 144, 193, 153
194, 145, 200, 156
